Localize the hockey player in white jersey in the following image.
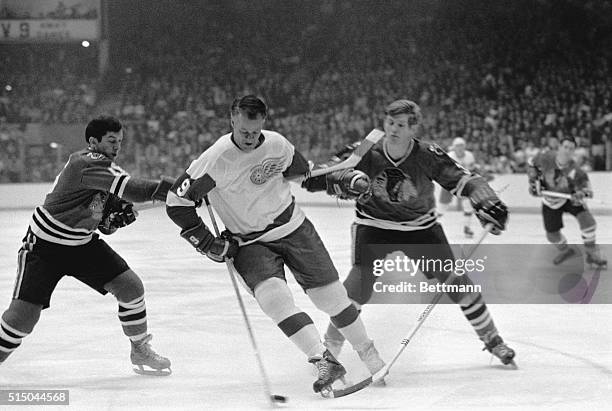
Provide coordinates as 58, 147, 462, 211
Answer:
441, 137, 478, 238
166, 95, 384, 396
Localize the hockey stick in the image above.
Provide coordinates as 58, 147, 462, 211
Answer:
540, 190, 573, 200
133, 201, 164, 212
289, 129, 385, 183
330, 223, 494, 398
204, 196, 288, 407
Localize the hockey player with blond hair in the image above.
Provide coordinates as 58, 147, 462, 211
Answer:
304, 99, 516, 370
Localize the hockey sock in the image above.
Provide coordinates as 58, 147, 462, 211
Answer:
464, 211, 473, 228
118, 295, 148, 343
581, 225, 596, 246
255, 278, 325, 358
547, 231, 569, 251
308, 282, 371, 350
0, 318, 29, 362
460, 294, 498, 342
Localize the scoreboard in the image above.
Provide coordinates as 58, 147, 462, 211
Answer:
0, 0, 100, 42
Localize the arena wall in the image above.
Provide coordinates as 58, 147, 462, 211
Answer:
1, 173, 610, 213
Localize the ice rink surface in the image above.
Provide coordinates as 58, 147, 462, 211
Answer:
0, 202, 610, 410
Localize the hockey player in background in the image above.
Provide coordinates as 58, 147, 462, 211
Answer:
304, 99, 516, 367
527, 135, 607, 268
438, 137, 478, 238
165, 95, 384, 396
0, 116, 173, 376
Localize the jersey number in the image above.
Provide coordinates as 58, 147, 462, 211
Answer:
176, 178, 191, 197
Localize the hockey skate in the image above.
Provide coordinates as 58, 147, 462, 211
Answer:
585, 249, 608, 270
131, 334, 172, 376
484, 335, 517, 368
553, 247, 576, 265
357, 340, 386, 387
464, 226, 474, 239
309, 349, 346, 397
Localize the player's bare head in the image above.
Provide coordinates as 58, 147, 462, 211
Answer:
384, 100, 422, 126
230, 96, 267, 152
557, 135, 576, 163
230, 95, 267, 121
85, 116, 122, 144
85, 115, 123, 159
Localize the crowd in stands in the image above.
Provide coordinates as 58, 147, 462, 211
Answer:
1, 0, 611, 182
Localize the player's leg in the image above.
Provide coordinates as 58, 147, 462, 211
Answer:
461, 197, 474, 238
542, 204, 575, 265
233, 239, 342, 394
1, 231, 58, 364
438, 187, 454, 213
285, 220, 385, 378
424, 224, 516, 365
73, 236, 170, 375
573, 207, 607, 268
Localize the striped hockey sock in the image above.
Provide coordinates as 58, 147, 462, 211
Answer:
0, 318, 29, 362
460, 295, 498, 343
118, 296, 148, 343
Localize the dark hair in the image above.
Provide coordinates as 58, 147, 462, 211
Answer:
384, 99, 422, 126
230, 95, 267, 119
85, 116, 122, 143
559, 135, 576, 146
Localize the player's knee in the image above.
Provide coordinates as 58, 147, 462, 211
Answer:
104, 269, 144, 302
546, 231, 562, 244
576, 211, 596, 230
2, 299, 42, 333
307, 281, 352, 316
254, 277, 299, 323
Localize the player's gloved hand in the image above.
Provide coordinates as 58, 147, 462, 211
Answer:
528, 179, 541, 197
98, 200, 137, 235
152, 176, 176, 201
469, 185, 508, 235
180, 221, 239, 262
326, 169, 371, 201
570, 189, 591, 205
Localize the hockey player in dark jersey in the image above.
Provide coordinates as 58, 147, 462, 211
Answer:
304, 99, 516, 368
0, 116, 174, 376
528, 135, 607, 268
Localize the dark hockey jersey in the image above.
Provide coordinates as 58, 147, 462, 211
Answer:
29, 149, 154, 246
350, 139, 481, 230
530, 150, 591, 209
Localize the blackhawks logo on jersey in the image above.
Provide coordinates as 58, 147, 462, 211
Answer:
372, 168, 418, 203
250, 157, 285, 185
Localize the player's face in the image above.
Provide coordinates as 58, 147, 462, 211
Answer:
557, 140, 576, 163
383, 114, 417, 143
91, 130, 123, 160
454, 144, 466, 156
231, 112, 265, 152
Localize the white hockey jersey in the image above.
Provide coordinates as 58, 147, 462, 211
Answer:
167, 130, 307, 243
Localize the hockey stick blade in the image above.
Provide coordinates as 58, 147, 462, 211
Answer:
308, 129, 384, 178
328, 367, 389, 398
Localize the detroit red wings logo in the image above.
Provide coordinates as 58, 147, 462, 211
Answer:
250, 157, 285, 185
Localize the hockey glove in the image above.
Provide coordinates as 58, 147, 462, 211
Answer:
326, 169, 371, 201
469, 185, 508, 235
151, 176, 176, 202
570, 189, 592, 205
98, 199, 137, 235
180, 221, 239, 263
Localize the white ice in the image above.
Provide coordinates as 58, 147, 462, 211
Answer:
0, 203, 611, 410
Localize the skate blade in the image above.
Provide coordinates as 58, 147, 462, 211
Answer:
319, 376, 348, 398
133, 365, 172, 376
506, 360, 519, 370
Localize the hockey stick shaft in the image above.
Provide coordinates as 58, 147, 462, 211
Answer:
540, 190, 572, 200
288, 129, 384, 183
204, 196, 285, 407
331, 223, 493, 398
